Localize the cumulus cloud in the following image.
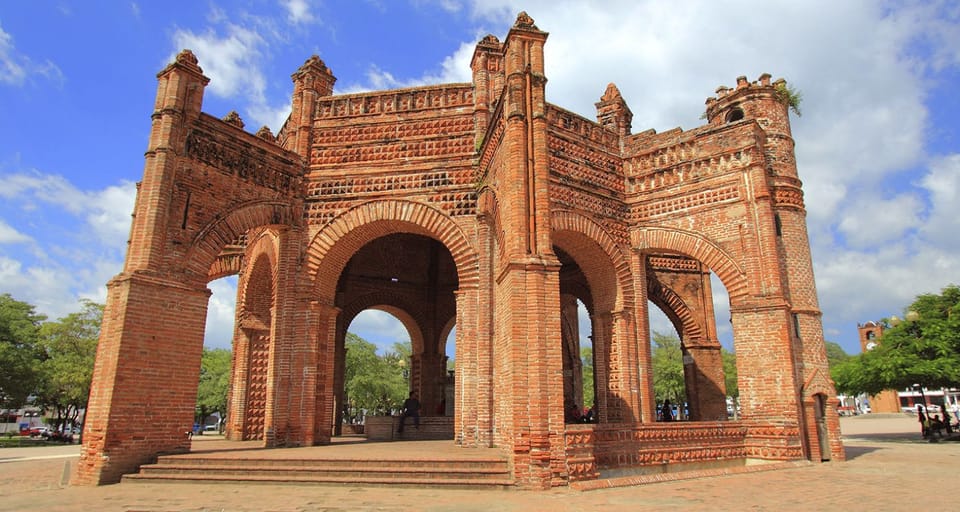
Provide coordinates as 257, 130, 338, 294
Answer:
205, 276, 239, 349
0, 168, 136, 320
456, 1, 958, 352
171, 24, 267, 102
337, 40, 475, 94
282, 0, 316, 25
919, 154, 960, 250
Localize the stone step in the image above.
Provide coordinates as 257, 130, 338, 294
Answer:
137, 463, 510, 480
152, 456, 504, 470
122, 472, 515, 489
124, 451, 514, 490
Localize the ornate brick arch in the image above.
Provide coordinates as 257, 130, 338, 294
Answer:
185, 200, 298, 284
306, 199, 479, 301
632, 227, 747, 301
340, 291, 427, 355
207, 249, 243, 282
551, 210, 633, 312
236, 229, 279, 320
647, 278, 705, 343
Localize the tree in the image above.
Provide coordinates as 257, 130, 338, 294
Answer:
580, 346, 595, 410
196, 348, 231, 432
721, 347, 738, 400
34, 300, 101, 431
651, 331, 685, 403
833, 285, 960, 395
0, 294, 45, 408
344, 333, 408, 419
824, 341, 851, 387
825, 341, 851, 367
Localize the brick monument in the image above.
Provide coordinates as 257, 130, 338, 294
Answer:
74, 12, 843, 488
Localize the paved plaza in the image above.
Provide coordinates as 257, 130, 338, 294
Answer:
1, 414, 955, 511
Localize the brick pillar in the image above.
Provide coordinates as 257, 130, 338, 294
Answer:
416, 351, 445, 416
497, 260, 564, 489
629, 249, 655, 422
682, 342, 727, 421
263, 227, 303, 446
610, 309, 643, 422
310, 302, 339, 445
592, 312, 616, 422
225, 325, 252, 441
72, 274, 210, 485
560, 294, 583, 417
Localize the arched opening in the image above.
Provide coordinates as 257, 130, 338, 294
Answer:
646, 254, 736, 422
231, 250, 275, 441
193, 275, 238, 437
332, 233, 458, 435
341, 309, 416, 431
726, 107, 745, 123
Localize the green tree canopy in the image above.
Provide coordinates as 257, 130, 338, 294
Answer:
0, 294, 45, 407
721, 347, 738, 399
344, 333, 408, 418
581, 345, 595, 409
834, 285, 960, 395
196, 347, 232, 430
34, 300, 101, 430
651, 331, 684, 403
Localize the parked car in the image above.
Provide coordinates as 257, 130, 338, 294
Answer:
43, 430, 74, 443
21, 426, 49, 437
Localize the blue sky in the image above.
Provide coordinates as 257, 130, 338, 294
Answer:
1, 1, 958, 358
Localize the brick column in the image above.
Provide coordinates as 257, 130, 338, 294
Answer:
73, 273, 210, 485
610, 309, 643, 423
682, 342, 727, 421
302, 301, 338, 446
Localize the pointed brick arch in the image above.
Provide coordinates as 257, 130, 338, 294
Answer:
647, 279, 706, 343
306, 199, 479, 301
237, 229, 280, 324
632, 227, 747, 301
550, 210, 633, 312
184, 201, 298, 283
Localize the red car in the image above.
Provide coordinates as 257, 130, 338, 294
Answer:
20, 426, 49, 437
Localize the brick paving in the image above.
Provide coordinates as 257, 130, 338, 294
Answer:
1, 415, 955, 511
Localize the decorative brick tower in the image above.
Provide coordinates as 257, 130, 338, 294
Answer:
75, 12, 842, 488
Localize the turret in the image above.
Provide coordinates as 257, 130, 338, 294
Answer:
288, 56, 336, 158
471, 34, 505, 144
595, 82, 633, 145
704, 73, 798, 182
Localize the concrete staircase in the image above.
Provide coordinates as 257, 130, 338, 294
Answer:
122, 448, 513, 489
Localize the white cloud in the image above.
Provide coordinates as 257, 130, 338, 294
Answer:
349, 309, 412, 353
171, 24, 267, 102
0, 219, 31, 244
0, 24, 27, 85
0, 22, 63, 87
837, 193, 924, 248
205, 276, 238, 349
0, 171, 135, 251
282, 0, 316, 25
919, 154, 960, 250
